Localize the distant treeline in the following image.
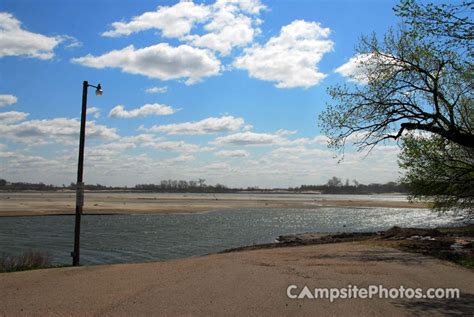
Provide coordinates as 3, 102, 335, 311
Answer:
297, 177, 406, 194
134, 179, 232, 193
0, 177, 407, 194
0, 179, 57, 191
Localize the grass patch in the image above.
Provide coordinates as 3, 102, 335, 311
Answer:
456, 259, 474, 268
0, 251, 54, 273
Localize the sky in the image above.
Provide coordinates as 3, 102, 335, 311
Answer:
0, 0, 409, 188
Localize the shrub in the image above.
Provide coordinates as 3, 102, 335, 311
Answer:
0, 251, 52, 273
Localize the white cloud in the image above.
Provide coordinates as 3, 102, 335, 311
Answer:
275, 129, 297, 136
166, 154, 195, 163
72, 44, 221, 84
0, 115, 119, 144
145, 140, 212, 153
59, 35, 82, 49
185, 14, 255, 56
312, 135, 329, 145
205, 162, 230, 170
0, 94, 17, 107
271, 146, 332, 159
102, 1, 211, 38
143, 116, 245, 135
184, 0, 266, 56
0, 150, 15, 159
0, 111, 28, 123
211, 130, 328, 147
0, 133, 402, 188
335, 53, 404, 84
335, 53, 373, 84
109, 103, 177, 119
145, 86, 168, 94
122, 134, 160, 144
0, 152, 60, 172
0, 12, 62, 59
212, 131, 285, 146
233, 20, 334, 88
87, 107, 101, 119
101, 0, 265, 56
216, 0, 266, 14
88, 142, 136, 158
215, 149, 250, 157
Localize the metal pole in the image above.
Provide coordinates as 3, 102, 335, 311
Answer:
72, 80, 88, 266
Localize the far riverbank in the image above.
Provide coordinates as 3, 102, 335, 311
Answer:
0, 191, 428, 217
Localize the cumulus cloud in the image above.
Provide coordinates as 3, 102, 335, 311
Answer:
334, 53, 373, 84
102, 0, 265, 56
87, 107, 101, 119
145, 86, 168, 94
146, 140, 212, 153
1, 134, 402, 188
211, 130, 326, 147
72, 43, 221, 84
184, 0, 266, 56
143, 116, 245, 135
0, 152, 60, 173
275, 129, 297, 136
0, 94, 17, 107
215, 149, 249, 157
185, 14, 255, 56
166, 154, 195, 163
312, 135, 329, 145
121, 134, 158, 144
0, 12, 62, 59
0, 150, 15, 159
75, 3, 338, 86
216, 0, 266, 15
0, 111, 29, 123
335, 53, 404, 84
271, 146, 332, 159
0, 115, 119, 144
122, 134, 162, 144
108, 103, 178, 119
88, 142, 136, 158
212, 131, 284, 146
205, 162, 231, 170
233, 20, 334, 88
102, 1, 211, 38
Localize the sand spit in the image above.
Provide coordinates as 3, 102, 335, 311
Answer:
0, 191, 428, 216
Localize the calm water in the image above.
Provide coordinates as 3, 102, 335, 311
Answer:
0, 207, 466, 265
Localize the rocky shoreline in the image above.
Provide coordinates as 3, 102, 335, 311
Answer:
223, 225, 474, 268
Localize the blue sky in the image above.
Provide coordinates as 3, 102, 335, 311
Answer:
0, 0, 408, 187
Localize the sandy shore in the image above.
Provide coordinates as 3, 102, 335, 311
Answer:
1, 242, 472, 316
0, 191, 427, 216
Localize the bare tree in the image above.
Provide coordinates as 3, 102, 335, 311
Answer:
198, 178, 206, 188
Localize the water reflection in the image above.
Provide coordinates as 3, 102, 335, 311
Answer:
0, 207, 465, 265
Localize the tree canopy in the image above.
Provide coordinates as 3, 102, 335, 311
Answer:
319, 0, 473, 212
394, 0, 473, 48
399, 135, 474, 211
319, 0, 473, 152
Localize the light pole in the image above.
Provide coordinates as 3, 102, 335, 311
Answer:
72, 80, 103, 266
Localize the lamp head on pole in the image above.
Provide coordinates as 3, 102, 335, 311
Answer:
95, 84, 103, 96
